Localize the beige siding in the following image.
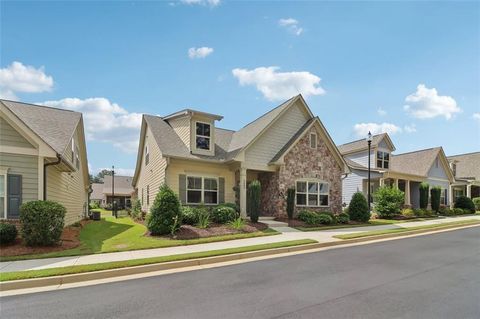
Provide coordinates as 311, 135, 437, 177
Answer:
245, 101, 310, 166
46, 128, 88, 225
166, 158, 235, 204
168, 116, 191, 149
0, 117, 34, 148
136, 126, 167, 212
0, 153, 38, 203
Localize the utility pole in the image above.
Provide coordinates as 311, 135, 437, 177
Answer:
367, 131, 372, 213
112, 165, 117, 218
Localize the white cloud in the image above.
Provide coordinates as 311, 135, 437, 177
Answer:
473, 113, 480, 123
278, 18, 303, 36
188, 47, 214, 59
0, 61, 54, 99
377, 107, 387, 116
404, 84, 461, 120
353, 122, 402, 137
404, 124, 417, 133
40, 98, 142, 153
180, 0, 220, 7
232, 66, 325, 101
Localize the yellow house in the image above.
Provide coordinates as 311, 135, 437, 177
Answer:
132, 95, 349, 217
0, 100, 90, 225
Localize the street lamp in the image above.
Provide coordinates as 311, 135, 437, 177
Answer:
366, 131, 373, 213
112, 165, 117, 218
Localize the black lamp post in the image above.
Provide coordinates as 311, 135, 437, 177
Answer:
367, 131, 372, 213
112, 165, 117, 218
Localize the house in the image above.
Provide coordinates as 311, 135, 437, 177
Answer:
0, 100, 90, 225
90, 175, 134, 209
132, 95, 349, 217
448, 152, 480, 201
339, 133, 455, 208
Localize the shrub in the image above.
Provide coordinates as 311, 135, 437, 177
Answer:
247, 180, 261, 223
374, 186, 405, 219
218, 202, 239, 212
298, 210, 320, 225
196, 209, 210, 229
401, 208, 415, 218
336, 212, 350, 224
413, 209, 425, 217
147, 184, 181, 235
453, 208, 465, 215
430, 186, 441, 212
90, 202, 100, 209
286, 187, 296, 220
438, 206, 452, 216
228, 217, 246, 230
423, 209, 434, 217
20, 200, 66, 246
473, 197, 480, 211
454, 196, 475, 214
317, 213, 333, 225
348, 192, 370, 222
181, 206, 197, 225
211, 206, 237, 224
130, 199, 142, 220
419, 182, 429, 209
0, 223, 18, 245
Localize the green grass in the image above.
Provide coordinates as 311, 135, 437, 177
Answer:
0, 216, 279, 262
294, 217, 443, 231
333, 219, 480, 240
0, 239, 317, 282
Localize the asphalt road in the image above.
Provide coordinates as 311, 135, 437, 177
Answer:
1, 227, 479, 319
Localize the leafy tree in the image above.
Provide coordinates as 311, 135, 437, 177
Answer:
374, 186, 405, 218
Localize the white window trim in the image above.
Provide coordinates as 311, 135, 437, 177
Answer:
376, 150, 390, 169
194, 121, 212, 152
145, 145, 149, 165
310, 132, 317, 149
295, 179, 330, 207
186, 175, 219, 205
0, 168, 8, 219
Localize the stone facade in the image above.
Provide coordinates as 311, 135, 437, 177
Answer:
260, 126, 343, 217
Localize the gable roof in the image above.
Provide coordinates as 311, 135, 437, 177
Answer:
1, 99, 82, 155
390, 147, 442, 177
91, 183, 104, 200
337, 133, 395, 155
163, 109, 223, 121
448, 152, 480, 181
102, 175, 134, 196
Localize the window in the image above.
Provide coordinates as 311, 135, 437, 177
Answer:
187, 176, 218, 204
310, 133, 317, 149
141, 188, 144, 205
195, 122, 211, 150
440, 188, 446, 205
71, 138, 75, 161
296, 180, 329, 207
377, 151, 390, 169
75, 146, 80, 169
146, 185, 150, 205
145, 145, 149, 166
0, 174, 5, 218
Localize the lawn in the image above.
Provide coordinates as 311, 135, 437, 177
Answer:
294, 217, 439, 231
0, 214, 279, 262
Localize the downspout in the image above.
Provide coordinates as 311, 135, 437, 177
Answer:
43, 154, 62, 200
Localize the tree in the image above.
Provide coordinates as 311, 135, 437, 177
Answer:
419, 182, 429, 209
430, 186, 441, 212
147, 184, 181, 235
348, 192, 370, 222
247, 180, 261, 223
374, 186, 405, 218
286, 187, 296, 220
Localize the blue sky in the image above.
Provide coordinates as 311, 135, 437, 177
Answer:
1, 1, 479, 176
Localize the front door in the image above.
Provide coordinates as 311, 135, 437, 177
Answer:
7, 174, 22, 219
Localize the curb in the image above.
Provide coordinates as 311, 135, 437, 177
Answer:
1, 223, 479, 292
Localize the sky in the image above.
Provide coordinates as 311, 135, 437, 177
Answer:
1, 0, 479, 176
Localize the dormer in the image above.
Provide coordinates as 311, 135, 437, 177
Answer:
374, 134, 395, 170
164, 109, 223, 156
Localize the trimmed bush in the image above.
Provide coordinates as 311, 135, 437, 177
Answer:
430, 186, 441, 212
453, 208, 465, 215
218, 202, 239, 212
147, 184, 181, 235
298, 210, 320, 225
181, 206, 197, 225
317, 213, 333, 225
438, 206, 453, 216
401, 208, 415, 218
20, 200, 66, 246
336, 212, 350, 224
286, 187, 295, 220
473, 197, 480, 211
419, 182, 429, 209
454, 196, 475, 213
211, 206, 237, 224
130, 199, 142, 220
348, 192, 370, 223
374, 186, 405, 219
0, 223, 18, 245
247, 180, 261, 223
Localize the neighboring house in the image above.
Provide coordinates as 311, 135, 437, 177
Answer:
132, 95, 349, 217
448, 152, 480, 201
90, 183, 103, 206
0, 100, 90, 225
91, 175, 133, 209
339, 133, 454, 208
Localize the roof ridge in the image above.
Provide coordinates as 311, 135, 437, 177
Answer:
1, 99, 79, 114
216, 127, 236, 132
238, 96, 295, 129
338, 132, 385, 147
447, 151, 480, 158
393, 146, 441, 157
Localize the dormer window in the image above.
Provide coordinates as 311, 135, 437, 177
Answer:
310, 133, 317, 149
377, 151, 389, 169
195, 122, 211, 150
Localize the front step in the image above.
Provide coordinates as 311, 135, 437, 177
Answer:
259, 218, 289, 228
259, 216, 276, 221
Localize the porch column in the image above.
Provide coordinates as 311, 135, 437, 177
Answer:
405, 180, 411, 206
239, 167, 247, 217
379, 178, 385, 187
394, 179, 399, 189
448, 185, 454, 208
467, 184, 472, 198
38, 156, 44, 200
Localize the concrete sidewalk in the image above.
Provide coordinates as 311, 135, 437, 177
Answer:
1, 215, 478, 273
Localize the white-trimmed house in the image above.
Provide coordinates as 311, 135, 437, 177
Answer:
448, 152, 480, 201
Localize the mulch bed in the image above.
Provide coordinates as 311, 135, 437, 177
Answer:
0, 220, 90, 258
274, 217, 369, 228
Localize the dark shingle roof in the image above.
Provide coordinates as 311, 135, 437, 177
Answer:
102, 175, 134, 196
1, 99, 81, 155
337, 133, 389, 155
91, 183, 104, 200
390, 147, 442, 177
448, 152, 480, 180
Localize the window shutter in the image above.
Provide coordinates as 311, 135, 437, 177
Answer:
219, 177, 225, 204
179, 174, 187, 204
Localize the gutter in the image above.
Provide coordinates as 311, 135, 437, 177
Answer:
43, 154, 62, 200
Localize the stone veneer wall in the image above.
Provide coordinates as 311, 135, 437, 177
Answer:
260, 126, 343, 217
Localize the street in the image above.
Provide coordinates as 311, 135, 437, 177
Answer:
1, 227, 479, 319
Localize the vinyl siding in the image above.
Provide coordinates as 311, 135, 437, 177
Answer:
166, 159, 235, 204
168, 116, 191, 149
342, 168, 382, 205
136, 126, 167, 212
0, 153, 38, 207
345, 150, 374, 167
46, 127, 88, 225
245, 102, 310, 166
0, 117, 34, 148
427, 155, 449, 180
